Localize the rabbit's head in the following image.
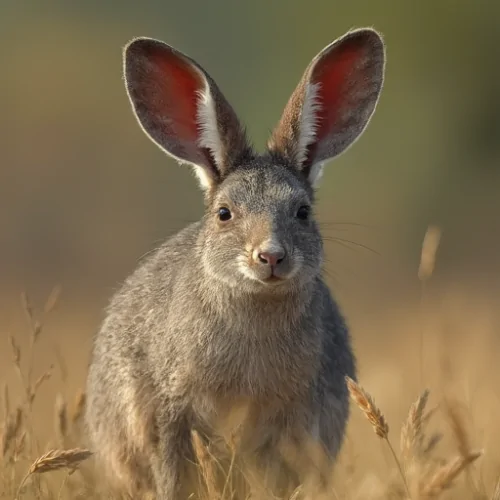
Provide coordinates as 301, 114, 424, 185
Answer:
124, 29, 385, 293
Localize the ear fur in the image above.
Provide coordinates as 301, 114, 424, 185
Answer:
123, 37, 250, 190
268, 28, 386, 187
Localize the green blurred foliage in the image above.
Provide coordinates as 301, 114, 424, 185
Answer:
1, 0, 500, 309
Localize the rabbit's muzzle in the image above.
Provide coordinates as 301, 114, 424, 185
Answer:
238, 239, 301, 284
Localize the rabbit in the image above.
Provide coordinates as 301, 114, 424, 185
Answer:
85, 27, 385, 500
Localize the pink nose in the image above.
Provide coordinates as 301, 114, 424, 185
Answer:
257, 250, 285, 267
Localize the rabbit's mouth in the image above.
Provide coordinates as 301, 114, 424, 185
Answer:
257, 266, 298, 286
263, 274, 285, 284
239, 266, 293, 286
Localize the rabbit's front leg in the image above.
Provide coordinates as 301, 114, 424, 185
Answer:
273, 411, 342, 494
150, 417, 193, 500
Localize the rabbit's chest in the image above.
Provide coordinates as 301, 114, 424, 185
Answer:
187, 316, 321, 452
194, 320, 321, 401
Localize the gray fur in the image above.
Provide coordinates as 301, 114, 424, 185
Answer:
85, 27, 385, 499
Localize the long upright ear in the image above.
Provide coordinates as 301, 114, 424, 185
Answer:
123, 37, 250, 190
268, 28, 385, 187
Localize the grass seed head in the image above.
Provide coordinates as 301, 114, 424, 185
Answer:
28, 448, 93, 475
400, 389, 430, 461
421, 451, 482, 497
1, 407, 23, 458
418, 225, 442, 281
345, 376, 389, 439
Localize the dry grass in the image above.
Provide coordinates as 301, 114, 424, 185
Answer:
1, 227, 500, 499
16, 449, 93, 499
346, 377, 389, 440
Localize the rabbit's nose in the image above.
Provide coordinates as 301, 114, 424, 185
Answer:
255, 249, 286, 267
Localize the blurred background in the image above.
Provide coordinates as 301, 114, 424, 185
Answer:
1, 0, 500, 462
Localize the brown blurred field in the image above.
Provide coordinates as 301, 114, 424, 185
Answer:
2, 0, 500, 498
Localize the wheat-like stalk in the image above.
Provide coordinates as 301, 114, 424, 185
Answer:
20, 292, 42, 343
418, 225, 442, 282
9, 336, 21, 369
346, 376, 411, 498
28, 448, 93, 474
16, 448, 93, 499
444, 399, 471, 458
71, 390, 86, 425
491, 476, 500, 500
2, 383, 9, 422
192, 430, 220, 500
345, 376, 388, 439
421, 451, 482, 497
20, 291, 34, 325
1, 407, 23, 458
417, 225, 441, 388
28, 366, 53, 406
54, 394, 68, 447
400, 389, 429, 462
43, 285, 62, 315
13, 431, 27, 463
289, 485, 303, 500
422, 432, 442, 457
443, 398, 485, 497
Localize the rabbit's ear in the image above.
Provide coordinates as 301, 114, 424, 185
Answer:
268, 28, 385, 187
124, 38, 250, 190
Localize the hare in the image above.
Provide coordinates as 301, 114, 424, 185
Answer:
85, 27, 385, 499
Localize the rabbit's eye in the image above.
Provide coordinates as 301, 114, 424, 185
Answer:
296, 206, 310, 221
218, 207, 232, 221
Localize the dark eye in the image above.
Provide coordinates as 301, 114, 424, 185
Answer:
296, 205, 310, 221
218, 207, 232, 221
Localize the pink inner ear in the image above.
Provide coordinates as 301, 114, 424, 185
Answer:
147, 47, 203, 145
306, 40, 369, 163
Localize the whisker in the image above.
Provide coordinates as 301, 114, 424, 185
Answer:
321, 237, 380, 256
322, 267, 343, 289
318, 221, 373, 228
322, 258, 359, 282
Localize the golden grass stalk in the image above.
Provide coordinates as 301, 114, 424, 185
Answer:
20, 292, 34, 325
2, 383, 9, 422
16, 448, 93, 499
444, 398, 471, 458
400, 389, 429, 462
191, 430, 220, 500
71, 390, 86, 425
1, 407, 23, 458
9, 336, 21, 369
20, 292, 42, 342
421, 432, 442, 457
345, 376, 388, 439
54, 394, 68, 447
420, 450, 482, 497
43, 285, 62, 315
28, 366, 53, 406
27, 448, 92, 474
346, 376, 410, 498
417, 225, 441, 387
289, 485, 303, 500
491, 477, 500, 500
418, 225, 442, 282
443, 398, 484, 496
220, 432, 239, 500
14, 431, 27, 462
54, 344, 69, 383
